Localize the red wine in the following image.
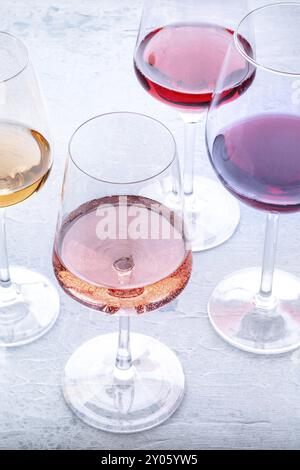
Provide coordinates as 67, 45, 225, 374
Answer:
210, 114, 300, 213
53, 196, 192, 314
134, 22, 254, 110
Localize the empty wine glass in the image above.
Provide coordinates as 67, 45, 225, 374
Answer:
206, 3, 300, 354
0, 32, 59, 346
53, 112, 192, 432
134, 0, 251, 251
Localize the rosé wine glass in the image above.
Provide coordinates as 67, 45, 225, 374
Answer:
53, 112, 192, 433
134, 0, 252, 251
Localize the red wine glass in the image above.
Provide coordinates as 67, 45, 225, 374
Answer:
206, 3, 300, 354
134, 0, 250, 251
53, 112, 192, 432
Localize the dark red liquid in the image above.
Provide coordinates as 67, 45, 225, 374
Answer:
134, 22, 254, 110
210, 114, 300, 213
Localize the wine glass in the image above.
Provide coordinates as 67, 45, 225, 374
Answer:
206, 2, 300, 354
0, 32, 59, 347
53, 112, 192, 433
134, 0, 251, 251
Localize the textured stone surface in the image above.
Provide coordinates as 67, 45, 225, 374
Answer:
1, 0, 300, 450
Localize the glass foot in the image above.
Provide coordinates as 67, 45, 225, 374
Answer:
186, 176, 240, 252
63, 333, 185, 433
0, 266, 60, 347
208, 268, 300, 354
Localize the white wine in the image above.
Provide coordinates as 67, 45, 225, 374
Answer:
0, 121, 51, 207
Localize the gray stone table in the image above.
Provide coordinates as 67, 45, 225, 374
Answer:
1, 0, 300, 450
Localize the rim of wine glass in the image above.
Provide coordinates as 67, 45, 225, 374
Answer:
0, 31, 29, 83
68, 111, 177, 185
234, 2, 300, 77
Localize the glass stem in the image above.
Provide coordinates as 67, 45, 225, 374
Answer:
181, 112, 206, 197
0, 209, 11, 288
115, 315, 132, 371
256, 213, 279, 309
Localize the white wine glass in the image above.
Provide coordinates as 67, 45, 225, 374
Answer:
0, 32, 59, 347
